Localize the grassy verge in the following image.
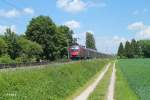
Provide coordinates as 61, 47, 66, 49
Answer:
67, 61, 111, 100
0, 59, 109, 100
88, 62, 113, 100
115, 60, 139, 100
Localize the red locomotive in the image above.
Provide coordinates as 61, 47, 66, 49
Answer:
69, 45, 109, 60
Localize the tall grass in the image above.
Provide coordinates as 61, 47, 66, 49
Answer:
0, 59, 109, 100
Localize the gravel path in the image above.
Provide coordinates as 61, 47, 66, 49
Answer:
74, 63, 111, 100
107, 62, 116, 100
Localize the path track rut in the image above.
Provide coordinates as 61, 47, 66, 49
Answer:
107, 62, 116, 100
74, 63, 111, 100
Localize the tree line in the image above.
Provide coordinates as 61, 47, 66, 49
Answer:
0, 15, 97, 63
0, 16, 74, 63
117, 39, 150, 58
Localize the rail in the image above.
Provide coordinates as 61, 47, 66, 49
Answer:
0, 60, 70, 69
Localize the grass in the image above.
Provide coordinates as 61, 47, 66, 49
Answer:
66, 64, 106, 100
0, 59, 109, 100
116, 59, 150, 100
88, 62, 113, 100
115, 60, 139, 100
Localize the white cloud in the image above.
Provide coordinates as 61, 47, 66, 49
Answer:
57, 0, 86, 13
0, 8, 34, 18
113, 35, 126, 43
133, 8, 148, 15
73, 32, 85, 45
23, 8, 34, 15
56, 0, 106, 13
133, 10, 139, 15
128, 22, 150, 39
143, 8, 148, 13
0, 25, 16, 34
137, 27, 150, 39
128, 22, 145, 30
95, 36, 127, 54
6, 9, 20, 17
73, 31, 94, 46
64, 20, 80, 29
0, 9, 19, 18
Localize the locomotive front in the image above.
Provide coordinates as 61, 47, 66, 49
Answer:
69, 45, 81, 60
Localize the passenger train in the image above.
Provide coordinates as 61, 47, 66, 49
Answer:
69, 45, 111, 60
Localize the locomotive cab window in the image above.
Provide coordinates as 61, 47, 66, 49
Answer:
70, 46, 80, 51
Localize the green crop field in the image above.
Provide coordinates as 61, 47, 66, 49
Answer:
0, 59, 109, 100
116, 59, 150, 100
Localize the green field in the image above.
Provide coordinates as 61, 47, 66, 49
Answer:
0, 59, 109, 100
116, 59, 150, 100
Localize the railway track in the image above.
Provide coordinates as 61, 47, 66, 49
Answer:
0, 60, 71, 69
0, 58, 112, 70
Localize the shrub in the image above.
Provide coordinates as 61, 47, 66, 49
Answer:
0, 55, 14, 64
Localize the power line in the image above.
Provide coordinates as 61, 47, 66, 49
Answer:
0, 0, 23, 25
0, 0, 46, 35
1, 0, 22, 10
0, 0, 33, 31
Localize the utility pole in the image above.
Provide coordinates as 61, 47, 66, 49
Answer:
67, 39, 70, 59
73, 37, 80, 45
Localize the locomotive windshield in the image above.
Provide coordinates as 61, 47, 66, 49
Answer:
70, 45, 80, 51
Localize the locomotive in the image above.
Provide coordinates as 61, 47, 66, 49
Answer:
69, 45, 110, 60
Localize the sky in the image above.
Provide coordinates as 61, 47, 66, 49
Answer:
0, 0, 150, 54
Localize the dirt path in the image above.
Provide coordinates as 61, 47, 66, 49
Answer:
74, 63, 111, 100
107, 62, 116, 100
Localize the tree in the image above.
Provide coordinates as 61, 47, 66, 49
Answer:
0, 38, 7, 56
118, 39, 150, 58
26, 16, 57, 60
138, 40, 150, 58
117, 42, 124, 58
4, 28, 20, 59
58, 25, 73, 45
136, 41, 143, 57
17, 37, 43, 62
124, 41, 134, 58
86, 32, 96, 50
55, 25, 73, 59
131, 39, 141, 58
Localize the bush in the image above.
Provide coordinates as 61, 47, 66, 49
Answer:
0, 38, 7, 56
17, 37, 43, 60
0, 55, 14, 64
15, 54, 37, 63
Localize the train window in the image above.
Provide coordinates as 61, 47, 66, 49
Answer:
70, 46, 80, 51
71, 49, 79, 52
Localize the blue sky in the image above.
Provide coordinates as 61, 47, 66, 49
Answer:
0, 0, 150, 54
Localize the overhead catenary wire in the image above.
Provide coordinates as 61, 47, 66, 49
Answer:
0, 0, 22, 22
0, 0, 34, 33
1, 0, 22, 10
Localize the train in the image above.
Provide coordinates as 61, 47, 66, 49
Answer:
69, 45, 112, 60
